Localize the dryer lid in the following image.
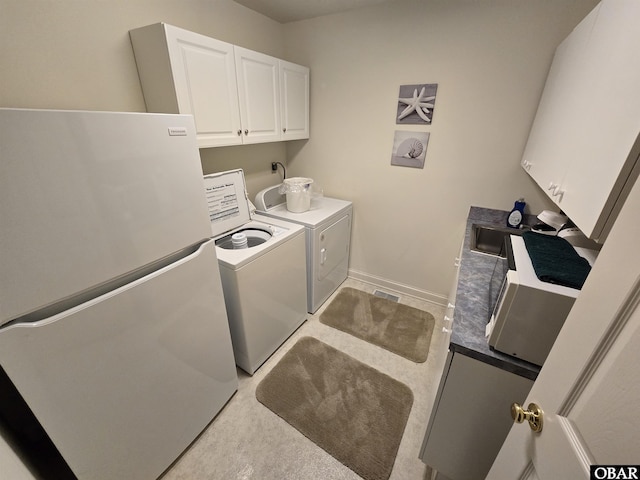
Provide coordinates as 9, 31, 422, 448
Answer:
203, 169, 251, 238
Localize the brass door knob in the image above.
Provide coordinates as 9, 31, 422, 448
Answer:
511, 402, 543, 433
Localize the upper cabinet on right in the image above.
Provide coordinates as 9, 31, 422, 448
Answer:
521, 0, 640, 242
279, 60, 310, 141
129, 23, 309, 148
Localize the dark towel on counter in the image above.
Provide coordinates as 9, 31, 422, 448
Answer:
522, 231, 591, 289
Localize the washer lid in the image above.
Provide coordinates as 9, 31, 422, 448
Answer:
203, 169, 251, 238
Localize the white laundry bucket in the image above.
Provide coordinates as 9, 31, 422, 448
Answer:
280, 177, 314, 213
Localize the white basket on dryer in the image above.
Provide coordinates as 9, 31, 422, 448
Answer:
279, 177, 314, 213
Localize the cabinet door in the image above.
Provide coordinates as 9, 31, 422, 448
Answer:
234, 47, 281, 144
280, 60, 309, 140
165, 26, 243, 147
420, 352, 533, 479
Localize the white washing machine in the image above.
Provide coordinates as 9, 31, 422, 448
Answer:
204, 170, 307, 375
255, 184, 352, 313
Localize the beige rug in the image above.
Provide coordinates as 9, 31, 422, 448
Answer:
256, 337, 413, 480
320, 287, 435, 362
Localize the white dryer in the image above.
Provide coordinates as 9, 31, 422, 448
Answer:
255, 184, 352, 313
204, 170, 307, 375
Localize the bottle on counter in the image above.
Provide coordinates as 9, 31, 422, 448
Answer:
507, 198, 526, 229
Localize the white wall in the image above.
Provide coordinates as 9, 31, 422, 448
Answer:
282, 0, 598, 302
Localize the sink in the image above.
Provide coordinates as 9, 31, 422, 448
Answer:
470, 224, 527, 257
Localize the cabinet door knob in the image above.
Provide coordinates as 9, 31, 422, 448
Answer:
511, 403, 544, 433
244, 129, 249, 135
237, 129, 242, 136
283, 127, 287, 133
442, 327, 452, 334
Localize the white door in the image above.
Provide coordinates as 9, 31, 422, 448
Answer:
487, 179, 640, 478
234, 46, 281, 144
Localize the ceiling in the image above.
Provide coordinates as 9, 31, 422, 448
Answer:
233, 0, 388, 23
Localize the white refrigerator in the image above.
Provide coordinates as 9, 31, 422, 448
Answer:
0, 108, 238, 479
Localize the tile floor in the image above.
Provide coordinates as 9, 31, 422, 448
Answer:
162, 278, 449, 480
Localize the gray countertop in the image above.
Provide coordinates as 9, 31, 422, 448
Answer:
450, 206, 540, 381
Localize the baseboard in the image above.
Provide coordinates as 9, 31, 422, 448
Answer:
347, 268, 447, 307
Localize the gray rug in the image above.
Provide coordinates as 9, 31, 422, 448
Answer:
320, 287, 435, 363
256, 337, 413, 480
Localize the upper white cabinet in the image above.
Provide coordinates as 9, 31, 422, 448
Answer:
234, 47, 281, 144
129, 23, 309, 148
521, 0, 640, 241
280, 60, 310, 141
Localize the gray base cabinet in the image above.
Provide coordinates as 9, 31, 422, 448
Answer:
420, 351, 533, 480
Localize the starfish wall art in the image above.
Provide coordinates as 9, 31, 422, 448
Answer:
396, 83, 438, 124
